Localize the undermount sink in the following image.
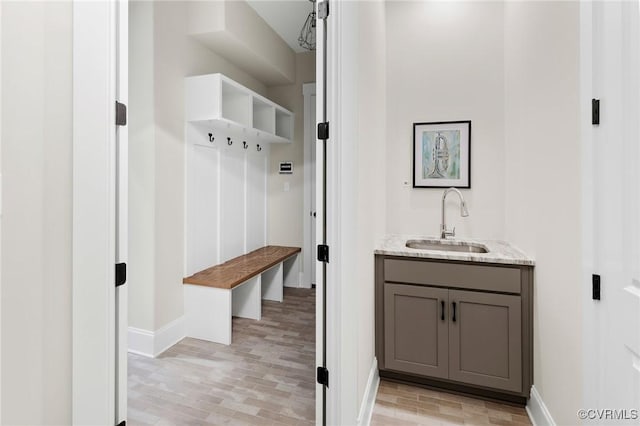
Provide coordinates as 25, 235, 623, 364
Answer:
405, 239, 489, 254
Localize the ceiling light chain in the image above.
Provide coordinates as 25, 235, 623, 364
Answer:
298, 0, 316, 51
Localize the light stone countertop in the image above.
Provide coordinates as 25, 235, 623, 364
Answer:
374, 235, 535, 266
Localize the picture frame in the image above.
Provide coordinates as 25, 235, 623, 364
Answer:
413, 120, 471, 188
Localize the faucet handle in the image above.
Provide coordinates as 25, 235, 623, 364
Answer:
451, 227, 456, 237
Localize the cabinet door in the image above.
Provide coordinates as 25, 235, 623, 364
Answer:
449, 290, 522, 392
384, 283, 449, 378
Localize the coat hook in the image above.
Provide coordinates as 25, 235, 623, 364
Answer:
227, 137, 233, 146
257, 144, 262, 152
208, 133, 215, 143
243, 141, 248, 149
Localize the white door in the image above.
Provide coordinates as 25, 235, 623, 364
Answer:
72, 0, 127, 423
115, 0, 129, 423
583, 2, 640, 423
304, 88, 318, 285
315, 0, 326, 422
303, 84, 317, 289
310, 94, 317, 285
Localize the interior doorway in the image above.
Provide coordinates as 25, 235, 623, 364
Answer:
125, 1, 319, 425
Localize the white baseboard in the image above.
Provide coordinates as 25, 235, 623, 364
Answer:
526, 385, 556, 426
128, 316, 185, 358
357, 357, 380, 426
128, 326, 154, 358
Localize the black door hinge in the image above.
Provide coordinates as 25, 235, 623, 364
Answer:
592, 99, 600, 125
317, 244, 329, 263
592, 274, 601, 300
116, 101, 127, 126
317, 122, 329, 141
317, 366, 329, 387
318, 1, 329, 19
116, 263, 127, 287
116, 421, 126, 426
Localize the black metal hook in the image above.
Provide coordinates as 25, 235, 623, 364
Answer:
257, 144, 262, 152
208, 133, 215, 143
243, 141, 248, 149
227, 137, 233, 146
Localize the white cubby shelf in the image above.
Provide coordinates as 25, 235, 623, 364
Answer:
185, 73, 294, 144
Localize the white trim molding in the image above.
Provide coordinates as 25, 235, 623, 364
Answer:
357, 358, 380, 426
526, 385, 556, 426
302, 82, 316, 289
72, 1, 118, 423
128, 316, 185, 358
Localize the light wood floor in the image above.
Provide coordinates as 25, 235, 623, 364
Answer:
371, 380, 532, 426
128, 288, 316, 426
128, 287, 530, 426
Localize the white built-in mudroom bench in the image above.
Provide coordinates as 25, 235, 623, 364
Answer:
183, 73, 300, 345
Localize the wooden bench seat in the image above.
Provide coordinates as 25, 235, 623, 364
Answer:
183, 246, 301, 289
183, 245, 301, 345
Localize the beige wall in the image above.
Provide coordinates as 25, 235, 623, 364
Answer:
385, 1, 506, 240
267, 52, 315, 250
504, 2, 582, 424
129, 0, 268, 331
1, 1, 72, 423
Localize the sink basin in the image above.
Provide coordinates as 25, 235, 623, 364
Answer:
405, 239, 489, 254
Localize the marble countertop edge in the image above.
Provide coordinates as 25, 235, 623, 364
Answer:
374, 235, 535, 267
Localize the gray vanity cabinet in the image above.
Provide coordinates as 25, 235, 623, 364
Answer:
448, 290, 522, 393
376, 255, 534, 404
384, 283, 448, 379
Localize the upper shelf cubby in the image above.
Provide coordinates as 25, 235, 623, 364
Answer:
185, 73, 294, 144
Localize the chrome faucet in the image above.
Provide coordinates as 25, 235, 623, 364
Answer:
441, 187, 469, 239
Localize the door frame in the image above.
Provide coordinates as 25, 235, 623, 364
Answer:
72, 0, 127, 424
581, 0, 640, 414
303, 82, 316, 289
0, 1, 3, 420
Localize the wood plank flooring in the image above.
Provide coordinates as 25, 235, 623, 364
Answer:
371, 380, 532, 426
129, 286, 530, 426
128, 288, 315, 426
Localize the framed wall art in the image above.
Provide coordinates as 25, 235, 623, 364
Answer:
413, 120, 471, 188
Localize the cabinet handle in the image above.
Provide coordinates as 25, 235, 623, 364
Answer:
452, 301, 457, 322
440, 300, 445, 321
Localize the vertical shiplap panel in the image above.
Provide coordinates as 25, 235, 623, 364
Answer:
192, 143, 219, 272
220, 141, 245, 262
245, 144, 267, 252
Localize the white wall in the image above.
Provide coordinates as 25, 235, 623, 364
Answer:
129, 0, 156, 332
385, 1, 505, 240
504, 2, 582, 425
1, 1, 72, 423
267, 52, 315, 249
129, 0, 269, 333
356, 0, 386, 414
